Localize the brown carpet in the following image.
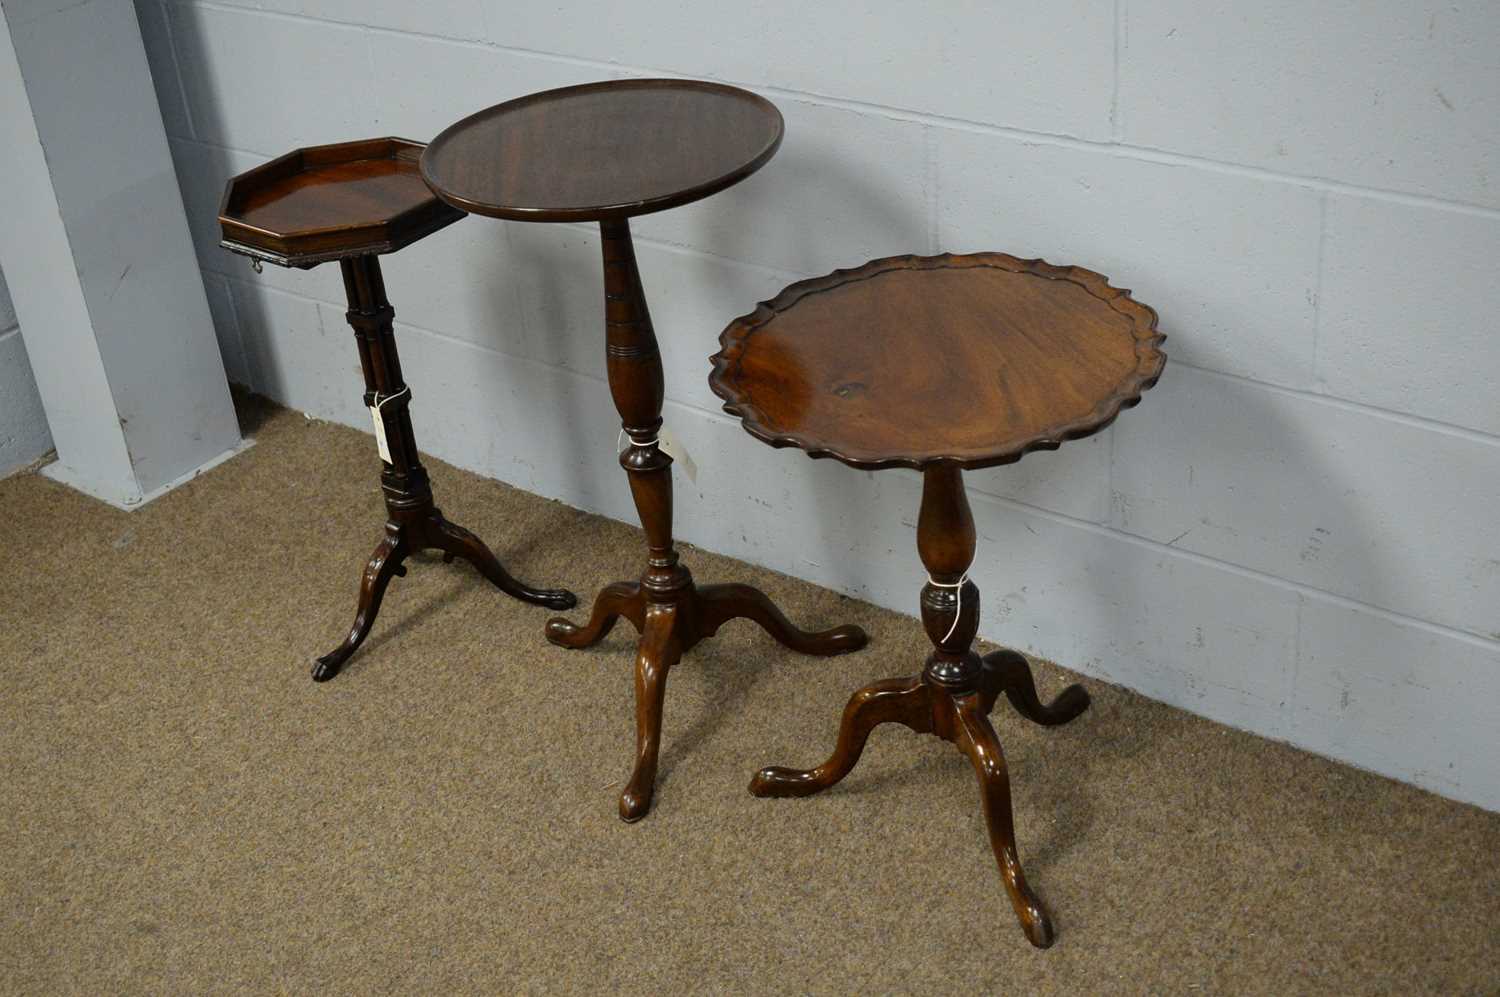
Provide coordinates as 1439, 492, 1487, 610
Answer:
2, 394, 1497, 995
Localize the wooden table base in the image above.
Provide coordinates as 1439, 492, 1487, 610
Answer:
544, 219, 868, 821
547, 573, 865, 821
313, 255, 576, 682
749, 466, 1089, 948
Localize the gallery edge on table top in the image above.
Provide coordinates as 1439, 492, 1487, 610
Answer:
709, 253, 1166, 472
219, 137, 462, 268
420, 79, 785, 223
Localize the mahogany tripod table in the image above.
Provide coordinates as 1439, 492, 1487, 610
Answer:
218, 137, 576, 683
709, 253, 1166, 947
421, 80, 868, 822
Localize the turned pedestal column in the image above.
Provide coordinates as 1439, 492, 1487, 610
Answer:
420, 80, 868, 821
219, 137, 575, 683
710, 252, 1167, 947
751, 464, 1091, 947
310, 255, 575, 681
543, 220, 866, 821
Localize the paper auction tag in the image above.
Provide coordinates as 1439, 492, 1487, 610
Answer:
370, 405, 392, 463
657, 426, 697, 485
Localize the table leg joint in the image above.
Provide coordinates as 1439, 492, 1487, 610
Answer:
312, 253, 577, 681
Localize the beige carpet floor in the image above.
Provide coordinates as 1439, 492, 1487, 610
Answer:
2, 395, 1497, 995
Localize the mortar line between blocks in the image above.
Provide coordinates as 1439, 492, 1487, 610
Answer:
1172, 360, 1500, 449
214, 272, 252, 387
1106, 423, 1118, 527
174, 131, 807, 284
213, 251, 1500, 453
556, 222, 807, 284
158, 0, 199, 140
226, 270, 1500, 653
1309, 192, 1329, 389
925, 124, 940, 254
182, 0, 1500, 221
964, 486, 1500, 653
360, 26, 380, 125
1289, 594, 1305, 738
1110, 0, 1124, 141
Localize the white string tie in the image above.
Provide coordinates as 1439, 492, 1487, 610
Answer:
373, 385, 410, 410
616, 428, 659, 453
928, 574, 969, 644
367, 386, 410, 463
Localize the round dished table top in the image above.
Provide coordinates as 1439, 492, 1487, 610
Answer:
709, 253, 1167, 472
420, 79, 784, 223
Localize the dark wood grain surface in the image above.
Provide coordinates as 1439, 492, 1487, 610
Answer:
217, 139, 572, 679
727, 252, 1165, 946
308, 255, 576, 682
749, 463, 1095, 949
420, 79, 784, 222
423, 79, 857, 823
544, 219, 864, 822
711, 253, 1166, 470
219, 137, 462, 268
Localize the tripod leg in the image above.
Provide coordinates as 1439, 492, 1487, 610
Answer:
618, 605, 684, 822
429, 513, 575, 610
954, 694, 1055, 948
545, 581, 644, 649
312, 531, 409, 682
750, 675, 929, 797
981, 649, 1090, 727
698, 582, 867, 655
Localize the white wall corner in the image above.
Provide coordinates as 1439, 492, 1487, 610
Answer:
0, 0, 244, 508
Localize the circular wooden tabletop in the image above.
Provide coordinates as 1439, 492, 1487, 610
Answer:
420, 79, 784, 223
710, 254, 1166, 471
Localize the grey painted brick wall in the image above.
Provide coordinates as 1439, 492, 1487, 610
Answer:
136, 0, 1500, 810
0, 264, 53, 477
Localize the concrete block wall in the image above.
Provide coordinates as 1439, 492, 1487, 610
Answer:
0, 265, 53, 476
136, 0, 1500, 809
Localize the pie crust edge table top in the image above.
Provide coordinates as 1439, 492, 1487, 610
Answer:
419, 79, 785, 222
709, 252, 1167, 471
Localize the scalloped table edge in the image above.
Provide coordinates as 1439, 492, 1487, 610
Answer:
708, 252, 1167, 472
